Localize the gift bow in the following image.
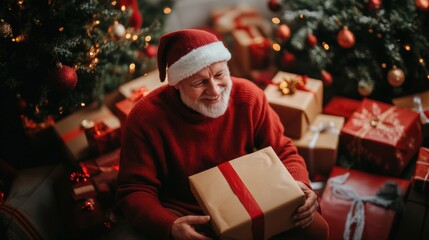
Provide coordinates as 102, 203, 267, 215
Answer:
329, 173, 404, 240
275, 75, 315, 96
413, 96, 429, 124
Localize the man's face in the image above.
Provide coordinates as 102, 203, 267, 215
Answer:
175, 61, 232, 118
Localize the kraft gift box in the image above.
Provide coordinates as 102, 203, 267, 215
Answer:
293, 114, 345, 180
189, 147, 305, 240
264, 71, 323, 139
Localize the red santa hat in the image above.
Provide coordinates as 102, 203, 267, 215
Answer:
157, 29, 231, 86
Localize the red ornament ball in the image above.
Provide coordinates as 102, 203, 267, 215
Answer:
280, 52, 296, 69
416, 0, 429, 10
276, 24, 291, 41
337, 27, 355, 49
368, 0, 382, 10
321, 70, 333, 86
306, 34, 318, 47
50, 63, 78, 94
268, 0, 282, 12
144, 44, 158, 58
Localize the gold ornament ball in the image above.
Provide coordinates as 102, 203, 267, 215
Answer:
0, 20, 12, 38
358, 80, 374, 97
337, 27, 355, 48
387, 67, 405, 87
416, 0, 429, 11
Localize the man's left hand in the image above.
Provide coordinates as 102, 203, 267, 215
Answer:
292, 181, 319, 228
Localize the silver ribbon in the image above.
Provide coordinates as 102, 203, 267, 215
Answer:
307, 121, 340, 176
413, 96, 429, 124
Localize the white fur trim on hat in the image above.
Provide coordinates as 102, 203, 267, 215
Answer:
166, 41, 231, 86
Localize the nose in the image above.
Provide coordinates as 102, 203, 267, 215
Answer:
205, 78, 221, 96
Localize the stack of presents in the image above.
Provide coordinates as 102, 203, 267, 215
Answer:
46, 6, 429, 240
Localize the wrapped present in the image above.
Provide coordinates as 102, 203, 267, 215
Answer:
320, 166, 410, 240
79, 148, 120, 177
189, 147, 305, 240
54, 104, 120, 163
82, 118, 121, 156
264, 71, 323, 139
392, 90, 429, 137
293, 114, 344, 180
115, 70, 166, 125
211, 6, 265, 35
412, 147, 429, 192
341, 98, 422, 176
231, 26, 272, 73
323, 96, 361, 121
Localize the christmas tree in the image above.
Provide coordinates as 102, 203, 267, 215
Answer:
0, 0, 174, 125
267, 0, 429, 103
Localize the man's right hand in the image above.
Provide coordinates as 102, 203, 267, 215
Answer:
171, 215, 213, 240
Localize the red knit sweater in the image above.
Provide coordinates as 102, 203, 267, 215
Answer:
116, 77, 310, 239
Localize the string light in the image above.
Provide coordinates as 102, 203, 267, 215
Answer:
125, 33, 131, 39
111, 1, 117, 6
121, 5, 126, 11
58, 27, 64, 32
272, 17, 280, 24
163, 7, 172, 14
132, 34, 138, 41
419, 58, 425, 65
129, 63, 136, 73
368, 28, 373, 33
381, 63, 387, 68
272, 43, 281, 51
322, 42, 330, 50
145, 35, 152, 42
80, 102, 86, 107
404, 44, 411, 51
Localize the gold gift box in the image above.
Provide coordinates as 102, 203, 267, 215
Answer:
293, 114, 345, 179
264, 71, 323, 139
189, 147, 305, 240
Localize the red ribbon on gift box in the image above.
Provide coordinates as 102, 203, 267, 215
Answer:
271, 74, 316, 96
235, 25, 271, 70
218, 161, 264, 240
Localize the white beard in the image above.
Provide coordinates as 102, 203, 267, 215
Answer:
179, 80, 232, 118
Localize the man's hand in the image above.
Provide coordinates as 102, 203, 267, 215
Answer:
171, 215, 213, 240
293, 181, 319, 228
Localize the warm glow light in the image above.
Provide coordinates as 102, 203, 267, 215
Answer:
111, 1, 117, 6
419, 58, 425, 64
94, 20, 100, 25
132, 35, 138, 41
15, 34, 25, 42
93, 58, 99, 63
404, 44, 411, 51
121, 5, 126, 11
145, 35, 152, 42
80, 102, 86, 107
272, 17, 280, 24
58, 27, 64, 32
129, 63, 136, 73
163, 7, 172, 14
272, 43, 281, 51
381, 63, 387, 68
299, 14, 304, 19
427, 75, 429, 79
368, 28, 373, 33
125, 33, 131, 39
322, 42, 330, 50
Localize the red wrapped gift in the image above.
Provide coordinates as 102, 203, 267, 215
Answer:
413, 147, 429, 192
115, 86, 149, 125
83, 117, 121, 156
323, 96, 361, 121
341, 98, 422, 176
320, 166, 410, 240
79, 148, 120, 177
